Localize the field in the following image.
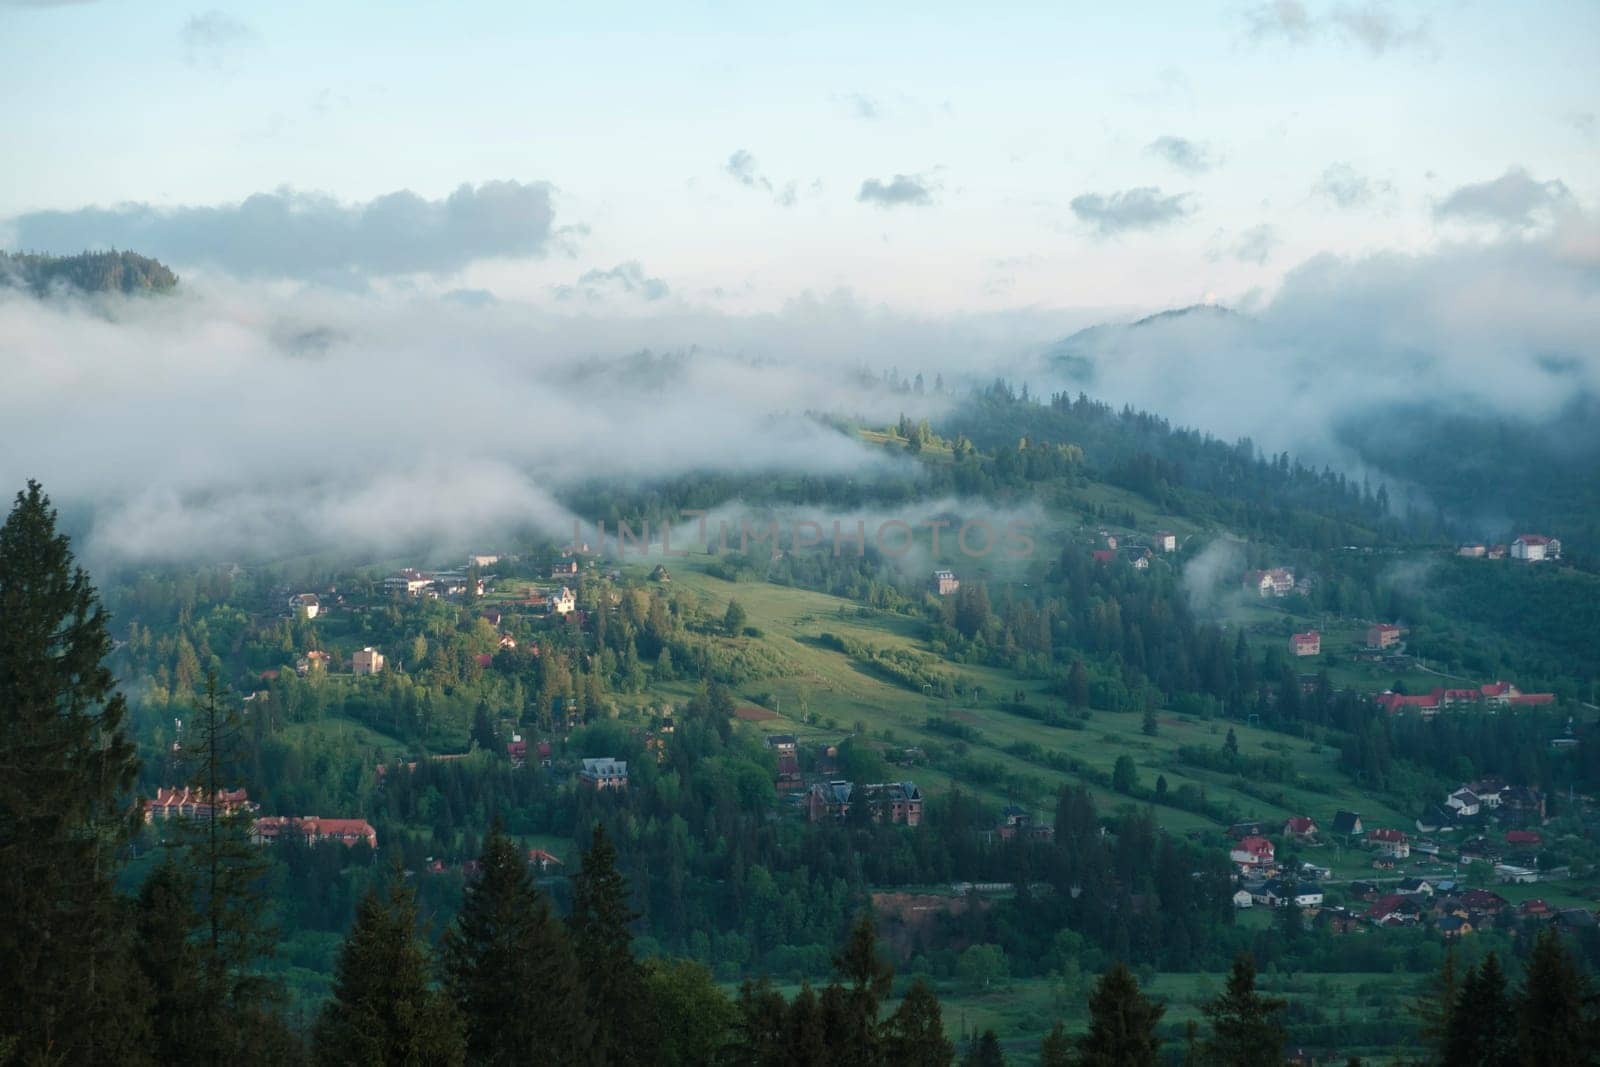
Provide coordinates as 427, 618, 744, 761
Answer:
643, 561, 1416, 846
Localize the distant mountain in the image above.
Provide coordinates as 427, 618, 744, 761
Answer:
1043, 303, 1240, 383
0, 250, 178, 296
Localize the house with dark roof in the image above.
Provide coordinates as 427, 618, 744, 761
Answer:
1437, 915, 1473, 939
578, 757, 629, 791
1331, 810, 1363, 836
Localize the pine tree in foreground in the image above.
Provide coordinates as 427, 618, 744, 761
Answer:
961, 1028, 1007, 1066
1443, 952, 1514, 1067
442, 823, 589, 1064
569, 822, 656, 1064
313, 873, 464, 1066
1200, 953, 1285, 1067
885, 978, 954, 1065
1038, 1022, 1073, 1066
1516, 930, 1597, 1067
1408, 945, 1459, 1065
822, 912, 896, 1066
1078, 961, 1165, 1067
0, 481, 146, 1063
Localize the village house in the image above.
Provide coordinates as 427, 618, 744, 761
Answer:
995, 805, 1054, 842
506, 734, 528, 767
549, 559, 579, 578
1510, 534, 1560, 562
1091, 550, 1116, 564
1331, 810, 1364, 837
1230, 835, 1276, 869
144, 786, 255, 823
1369, 828, 1410, 858
1232, 889, 1254, 909
467, 553, 500, 568
290, 593, 321, 619
384, 569, 434, 598
1243, 568, 1296, 597
1290, 630, 1321, 657
1154, 531, 1177, 553
547, 586, 577, 615
1366, 623, 1402, 650
252, 816, 378, 849
767, 735, 802, 792
1375, 681, 1555, 718
352, 647, 385, 676
1458, 544, 1487, 558
579, 757, 629, 791
1365, 894, 1422, 927
527, 848, 562, 872
1282, 816, 1318, 840
805, 780, 923, 826
1124, 547, 1151, 570
931, 569, 960, 596
1437, 915, 1473, 940
295, 649, 331, 676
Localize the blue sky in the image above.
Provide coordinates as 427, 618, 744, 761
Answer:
2, 0, 1596, 312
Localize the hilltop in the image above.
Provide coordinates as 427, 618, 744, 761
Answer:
0, 249, 178, 295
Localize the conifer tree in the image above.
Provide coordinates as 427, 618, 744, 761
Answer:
1443, 953, 1515, 1067
733, 976, 790, 1065
787, 980, 830, 1066
1038, 1023, 1073, 1066
1200, 953, 1285, 1067
133, 858, 209, 1063
1079, 961, 1165, 1066
1516, 931, 1596, 1067
569, 822, 655, 1063
823, 912, 895, 1065
442, 825, 588, 1064
0, 481, 145, 1063
1409, 946, 1460, 1065
885, 978, 954, 1065
313, 874, 464, 1066
961, 1029, 1006, 1066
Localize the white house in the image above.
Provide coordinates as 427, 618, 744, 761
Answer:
1510, 535, 1560, 562
550, 586, 577, 615
1447, 789, 1481, 817
1232, 889, 1254, 909
290, 593, 321, 620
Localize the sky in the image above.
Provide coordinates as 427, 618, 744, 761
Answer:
2, 0, 1596, 313
0, 1, 1596, 565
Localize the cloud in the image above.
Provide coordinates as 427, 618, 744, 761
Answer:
1570, 112, 1597, 140
722, 150, 797, 207
1435, 167, 1574, 229
1246, 1, 1429, 55
1069, 187, 1193, 236
7, 181, 557, 281
841, 92, 880, 119
554, 261, 669, 302
0, 281, 1078, 565
1038, 209, 1600, 491
180, 10, 256, 67
1146, 135, 1217, 174
857, 174, 935, 209
1231, 224, 1280, 265
1313, 162, 1392, 208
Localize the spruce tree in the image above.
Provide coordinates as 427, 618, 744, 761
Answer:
1038, 1023, 1073, 1066
787, 980, 830, 1066
1443, 953, 1515, 1067
182, 674, 280, 1063
733, 976, 790, 1065
885, 978, 954, 1065
1200, 953, 1285, 1067
1079, 961, 1165, 1067
1516, 931, 1596, 1067
442, 825, 588, 1064
313, 874, 464, 1066
1409, 946, 1460, 1065
961, 1029, 1006, 1066
133, 858, 210, 1063
569, 822, 655, 1063
823, 912, 895, 1065
0, 481, 145, 1063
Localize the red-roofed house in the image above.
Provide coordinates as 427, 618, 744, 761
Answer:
1243, 568, 1296, 597
1092, 550, 1115, 564
1365, 894, 1420, 927
1282, 816, 1318, 840
144, 786, 255, 823
506, 735, 528, 767
1505, 830, 1542, 847
1375, 691, 1441, 717
253, 815, 377, 849
528, 848, 563, 872
1230, 836, 1276, 868
1290, 631, 1321, 657
475, 653, 493, 668
1369, 828, 1410, 858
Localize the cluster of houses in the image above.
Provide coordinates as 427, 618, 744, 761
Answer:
142, 787, 377, 849
1373, 681, 1556, 717
1088, 530, 1178, 569
1347, 881, 1594, 938
1457, 535, 1562, 563
383, 568, 488, 600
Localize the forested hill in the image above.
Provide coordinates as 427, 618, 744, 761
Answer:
0, 249, 178, 295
